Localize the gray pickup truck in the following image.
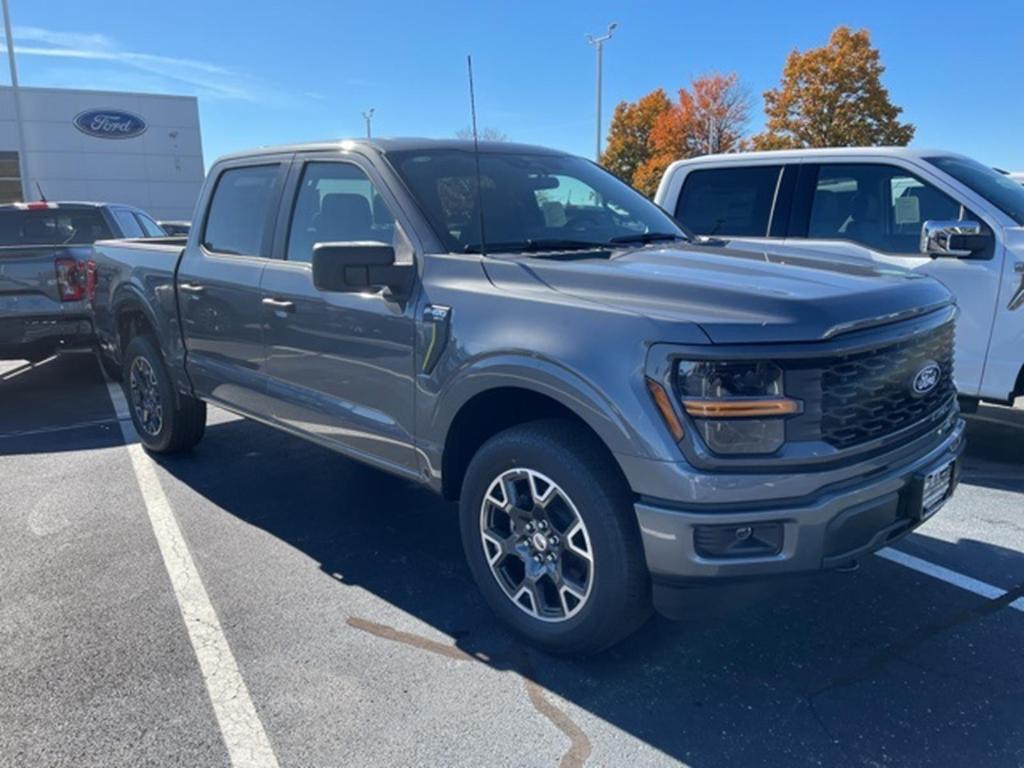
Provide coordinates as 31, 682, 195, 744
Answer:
0, 201, 166, 360
92, 139, 964, 653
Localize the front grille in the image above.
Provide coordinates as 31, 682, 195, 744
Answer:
820, 321, 955, 449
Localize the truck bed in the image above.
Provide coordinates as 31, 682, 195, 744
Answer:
90, 237, 188, 370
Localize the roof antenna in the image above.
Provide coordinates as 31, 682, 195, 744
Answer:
466, 55, 487, 255
35, 181, 47, 203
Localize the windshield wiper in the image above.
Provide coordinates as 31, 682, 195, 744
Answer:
608, 231, 687, 245
524, 238, 608, 251
463, 239, 607, 254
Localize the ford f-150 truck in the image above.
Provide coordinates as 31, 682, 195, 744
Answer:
92, 139, 964, 654
0, 201, 167, 360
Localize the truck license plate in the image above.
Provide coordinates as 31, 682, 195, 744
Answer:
919, 459, 955, 521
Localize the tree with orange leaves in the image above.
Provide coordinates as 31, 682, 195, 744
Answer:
632, 73, 751, 197
599, 89, 673, 190
753, 26, 914, 150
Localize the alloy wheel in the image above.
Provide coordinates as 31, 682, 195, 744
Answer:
128, 356, 163, 436
479, 468, 594, 622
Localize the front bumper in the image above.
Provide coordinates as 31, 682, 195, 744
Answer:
0, 315, 94, 359
635, 417, 965, 589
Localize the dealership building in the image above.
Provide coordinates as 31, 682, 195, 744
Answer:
0, 85, 204, 221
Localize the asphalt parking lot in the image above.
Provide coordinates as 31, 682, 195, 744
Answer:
1, 351, 1022, 768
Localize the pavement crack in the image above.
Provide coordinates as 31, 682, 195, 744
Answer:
514, 649, 592, 768
346, 617, 592, 768
346, 617, 478, 662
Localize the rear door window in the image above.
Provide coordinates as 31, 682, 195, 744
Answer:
134, 212, 166, 237
112, 208, 144, 238
203, 164, 280, 256
675, 166, 782, 237
808, 164, 962, 254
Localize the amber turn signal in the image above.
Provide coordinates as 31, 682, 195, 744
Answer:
645, 378, 685, 441
682, 399, 800, 419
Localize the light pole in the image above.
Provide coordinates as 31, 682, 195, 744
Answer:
586, 22, 617, 162
1, 0, 29, 202
361, 108, 375, 139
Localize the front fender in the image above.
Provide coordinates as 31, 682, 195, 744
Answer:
421, 351, 680, 490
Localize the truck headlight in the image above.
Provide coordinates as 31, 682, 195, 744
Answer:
676, 361, 799, 455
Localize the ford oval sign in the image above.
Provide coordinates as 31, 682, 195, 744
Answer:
73, 109, 147, 140
911, 362, 941, 396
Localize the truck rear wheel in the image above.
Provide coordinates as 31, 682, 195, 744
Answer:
123, 335, 206, 453
459, 419, 651, 655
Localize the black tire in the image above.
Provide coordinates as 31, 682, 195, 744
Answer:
123, 334, 206, 453
459, 419, 652, 655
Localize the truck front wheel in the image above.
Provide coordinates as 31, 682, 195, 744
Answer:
123, 335, 206, 453
459, 419, 652, 655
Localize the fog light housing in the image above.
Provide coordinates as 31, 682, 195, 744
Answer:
694, 522, 783, 558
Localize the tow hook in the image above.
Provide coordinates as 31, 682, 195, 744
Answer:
835, 560, 860, 573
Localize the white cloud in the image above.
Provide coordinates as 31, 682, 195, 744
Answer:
14, 26, 114, 51
2, 26, 291, 104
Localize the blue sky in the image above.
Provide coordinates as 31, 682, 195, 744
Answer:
4, 0, 1023, 170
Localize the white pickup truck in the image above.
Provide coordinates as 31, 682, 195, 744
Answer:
656, 148, 1024, 408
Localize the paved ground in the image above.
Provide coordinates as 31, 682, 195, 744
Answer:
1, 351, 1022, 768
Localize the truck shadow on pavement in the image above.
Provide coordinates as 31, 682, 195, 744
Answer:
0, 353, 122, 456
960, 406, 1024, 493
154, 415, 1024, 768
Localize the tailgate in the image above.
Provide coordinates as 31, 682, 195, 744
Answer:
0, 246, 82, 308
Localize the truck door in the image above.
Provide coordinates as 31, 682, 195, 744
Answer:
177, 158, 288, 414
259, 155, 419, 476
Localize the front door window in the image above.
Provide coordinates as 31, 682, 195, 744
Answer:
808, 164, 962, 255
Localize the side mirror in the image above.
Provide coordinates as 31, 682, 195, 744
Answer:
311, 241, 413, 296
920, 220, 990, 258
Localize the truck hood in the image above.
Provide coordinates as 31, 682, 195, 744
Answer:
487, 242, 953, 344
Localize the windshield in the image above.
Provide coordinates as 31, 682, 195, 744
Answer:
926, 155, 1024, 226
386, 149, 687, 253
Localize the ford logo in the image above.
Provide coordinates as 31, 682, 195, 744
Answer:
73, 109, 147, 140
911, 362, 941, 396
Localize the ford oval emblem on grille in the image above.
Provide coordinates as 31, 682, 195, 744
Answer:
912, 362, 941, 396
73, 109, 147, 139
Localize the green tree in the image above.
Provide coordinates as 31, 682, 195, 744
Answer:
599, 89, 672, 188
753, 26, 914, 150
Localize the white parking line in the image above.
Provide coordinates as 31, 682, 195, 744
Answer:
102, 377, 279, 768
876, 547, 1024, 612
0, 355, 57, 380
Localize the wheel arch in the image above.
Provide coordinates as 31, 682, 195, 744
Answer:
1013, 363, 1024, 401
435, 358, 644, 501
111, 285, 161, 356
